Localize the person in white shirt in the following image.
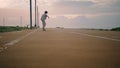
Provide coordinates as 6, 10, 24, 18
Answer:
41, 11, 49, 31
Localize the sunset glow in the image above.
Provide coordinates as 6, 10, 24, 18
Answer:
0, 0, 120, 28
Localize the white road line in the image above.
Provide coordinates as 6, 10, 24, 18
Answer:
5, 29, 37, 46
70, 32, 120, 42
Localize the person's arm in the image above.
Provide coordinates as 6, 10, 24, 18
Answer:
47, 15, 49, 19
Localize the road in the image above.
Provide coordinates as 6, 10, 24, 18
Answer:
0, 29, 120, 68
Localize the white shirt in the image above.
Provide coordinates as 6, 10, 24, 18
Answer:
41, 13, 47, 21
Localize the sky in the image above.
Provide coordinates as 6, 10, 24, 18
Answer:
0, 0, 120, 29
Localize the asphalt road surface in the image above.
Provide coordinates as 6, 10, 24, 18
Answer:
0, 29, 120, 68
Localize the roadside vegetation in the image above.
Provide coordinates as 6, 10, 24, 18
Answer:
83, 27, 120, 31
111, 27, 120, 31
0, 26, 28, 32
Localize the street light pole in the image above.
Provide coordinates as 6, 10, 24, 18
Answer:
30, 0, 32, 29
37, 6, 39, 28
35, 0, 37, 27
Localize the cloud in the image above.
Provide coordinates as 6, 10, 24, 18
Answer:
0, 0, 11, 8
0, 0, 30, 9
0, 0, 119, 15
47, 13, 120, 29
54, 0, 95, 7
0, 0, 119, 8
47, 0, 120, 16
0, 0, 120, 28
91, 0, 117, 6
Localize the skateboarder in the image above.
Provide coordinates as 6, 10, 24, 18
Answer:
41, 11, 49, 31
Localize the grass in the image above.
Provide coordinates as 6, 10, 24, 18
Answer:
111, 27, 120, 31
0, 26, 28, 32
82, 27, 120, 31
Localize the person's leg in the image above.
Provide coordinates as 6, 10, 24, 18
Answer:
42, 20, 46, 31
44, 22, 46, 30
43, 23, 46, 31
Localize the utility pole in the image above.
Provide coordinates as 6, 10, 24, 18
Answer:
35, 0, 37, 27
37, 6, 39, 28
20, 16, 22, 27
30, 0, 32, 29
3, 17, 5, 26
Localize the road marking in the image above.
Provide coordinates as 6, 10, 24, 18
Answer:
70, 32, 120, 42
5, 29, 37, 46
